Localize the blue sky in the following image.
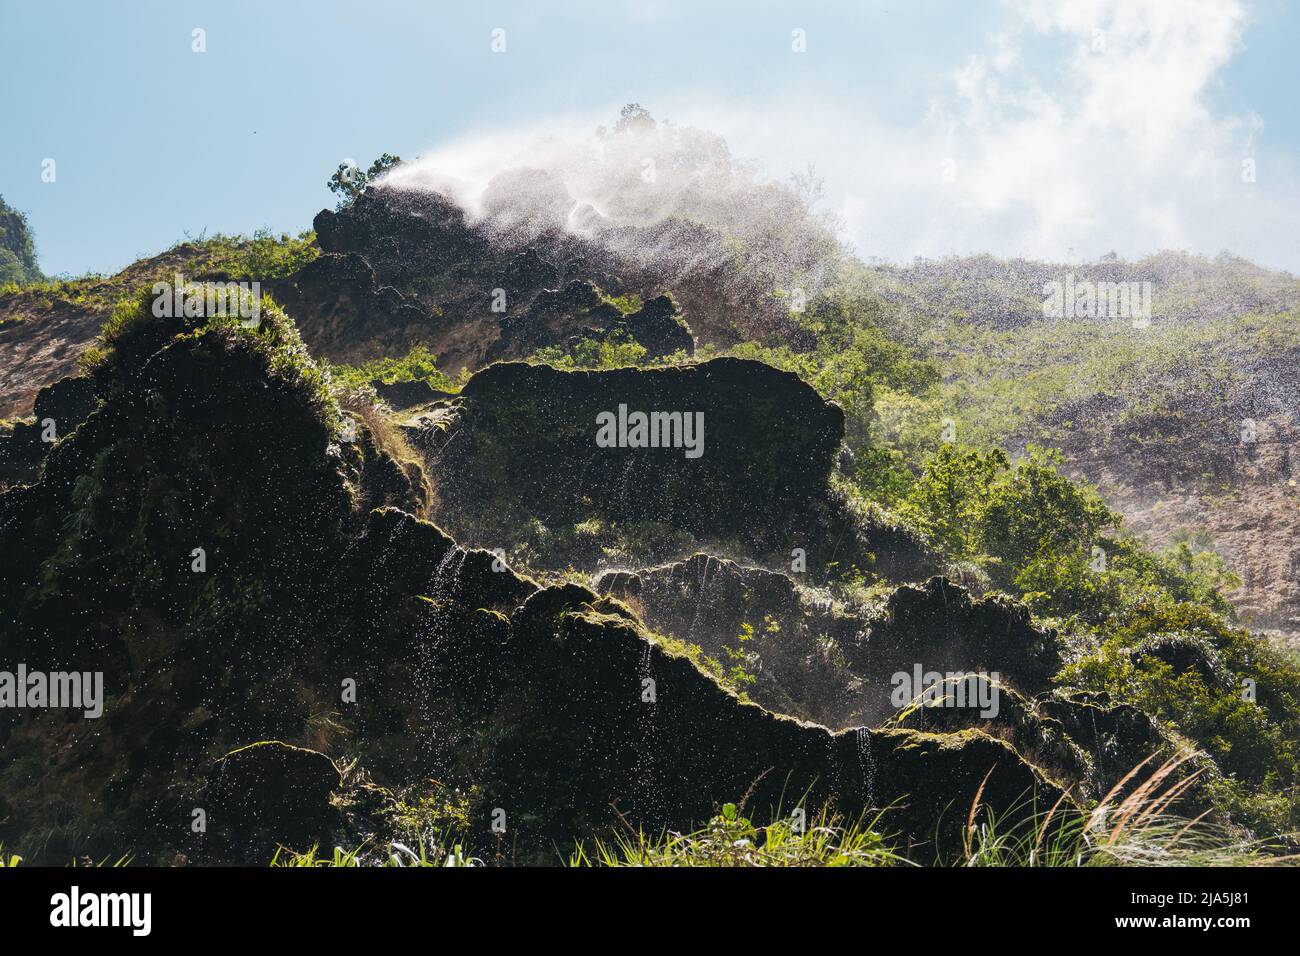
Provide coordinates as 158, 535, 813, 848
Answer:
2, 0, 1298, 276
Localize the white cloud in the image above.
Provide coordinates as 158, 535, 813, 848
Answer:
391, 0, 1297, 270
723, 0, 1289, 267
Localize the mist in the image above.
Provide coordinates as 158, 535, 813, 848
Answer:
380, 0, 1298, 274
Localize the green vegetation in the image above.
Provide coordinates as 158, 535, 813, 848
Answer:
324, 343, 460, 393
0, 274, 111, 307
1060, 604, 1300, 834
271, 784, 480, 867
531, 329, 649, 369
960, 755, 1292, 867
927, 308, 1300, 454
597, 251, 1299, 839
0, 230, 318, 318
177, 228, 319, 281
266, 754, 1296, 866
80, 283, 339, 438
328, 153, 403, 208
270, 842, 474, 867
889, 444, 1240, 621
11, 767, 1292, 866
6, 121, 1299, 865
0, 844, 131, 867
571, 801, 901, 867
601, 291, 644, 315
0, 195, 43, 286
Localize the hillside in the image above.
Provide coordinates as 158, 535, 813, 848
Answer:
860, 254, 1300, 637
0, 231, 316, 421
2, 114, 1298, 866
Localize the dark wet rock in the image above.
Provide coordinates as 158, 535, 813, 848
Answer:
595, 554, 806, 648
528, 280, 615, 321
370, 378, 458, 410
273, 252, 437, 366
0, 306, 436, 861
624, 294, 695, 359
418, 357, 933, 582
595, 553, 858, 725
0, 299, 425, 674
289, 189, 645, 373
435, 357, 842, 537
421, 577, 1061, 858
0, 303, 1059, 863
501, 247, 560, 299
0, 420, 45, 488
591, 554, 1184, 810
1036, 691, 1215, 803
882, 686, 1217, 842
846, 577, 1062, 704
288, 185, 802, 375
33, 374, 97, 431
890, 678, 1086, 785
488, 283, 695, 363
595, 556, 1064, 730
313, 187, 485, 285
204, 741, 343, 858
0, 375, 98, 489
487, 279, 622, 362
867, 727, 1054, 859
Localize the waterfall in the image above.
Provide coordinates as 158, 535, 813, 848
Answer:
855, 726, 877, 805
430, 545, 467, 605
633, 640, 665, 825
686, 554, 718, 642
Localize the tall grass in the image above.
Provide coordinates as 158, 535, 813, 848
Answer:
961, 753, 1297, 867
569, 801, 906, 867
7, 756, 1292, 867
0, 843, 131, 867
270, 840, 477, 868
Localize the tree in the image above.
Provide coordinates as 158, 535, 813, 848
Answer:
0, 195, 43, 285
614, 103, 655, 133
977, 445, 1114, 576
327, 153, 403, 208
898, 445, 1008, 560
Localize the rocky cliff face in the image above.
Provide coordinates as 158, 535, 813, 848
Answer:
591, 554, 1203, 808
295, 183, 793, 370
5, 189, 1298, 650
410, 356, 933, 582
487, 280, 694, 364
1, 182, 1246, 864
1058, 415, 1300, 639
594, 558, 1060, 725
0, 184, 695, 418
0, 298, 1062, 864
